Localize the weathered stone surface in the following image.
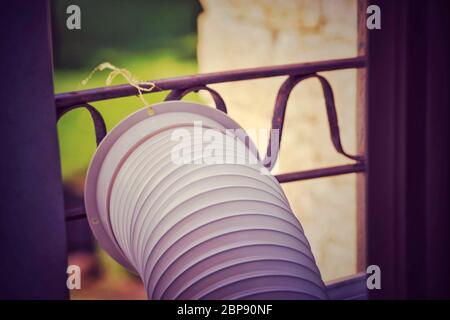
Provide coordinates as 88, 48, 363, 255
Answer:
197, 0, 358, 281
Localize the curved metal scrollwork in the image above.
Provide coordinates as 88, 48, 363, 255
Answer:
57, 103, 107, 146
263, 73, 364, 170
165, 85, 227, 114
60, 72, 365, 221
57, 103, 106, 221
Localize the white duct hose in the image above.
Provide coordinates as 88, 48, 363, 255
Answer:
85, 101, 328, 300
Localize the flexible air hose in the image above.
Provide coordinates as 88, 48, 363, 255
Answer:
85, 101, 328, 300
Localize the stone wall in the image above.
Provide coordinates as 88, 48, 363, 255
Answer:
197, 0, 358, 281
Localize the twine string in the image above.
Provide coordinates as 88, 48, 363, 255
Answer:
81, 62, 156, 113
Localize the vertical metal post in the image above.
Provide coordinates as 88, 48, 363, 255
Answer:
0, 1, 69, 299
367, 0, 450, 299
356, 0, 368, 273
423, 0, 450, 299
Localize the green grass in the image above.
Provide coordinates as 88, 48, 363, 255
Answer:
55, 50, 202, 181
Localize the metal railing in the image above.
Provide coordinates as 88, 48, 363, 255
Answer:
57, 56, 366, 221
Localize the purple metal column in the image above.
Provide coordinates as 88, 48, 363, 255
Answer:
0, 1, 69, 299
424, 0, 450, 299
367, 0, 450, 299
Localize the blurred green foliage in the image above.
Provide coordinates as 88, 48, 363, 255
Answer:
51, 1, 203, 181
51, 0, 201, 68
